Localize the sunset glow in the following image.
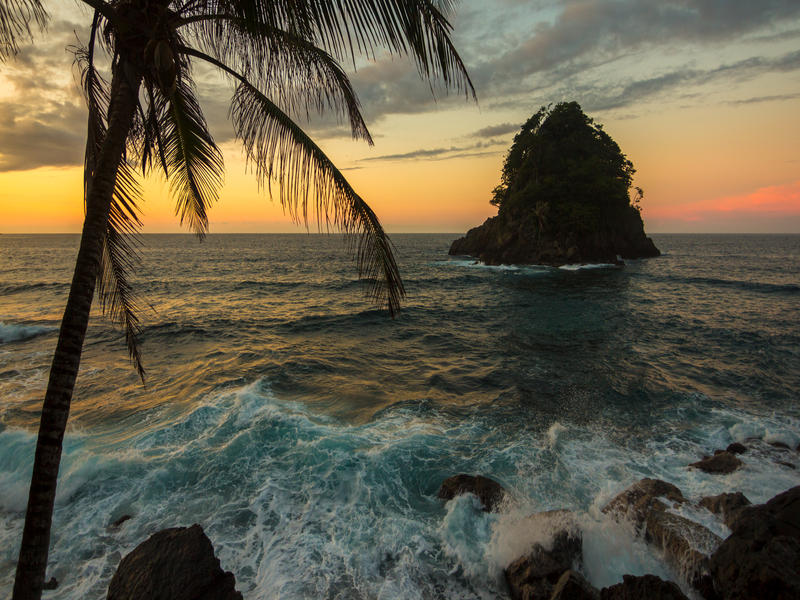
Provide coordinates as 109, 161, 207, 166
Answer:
1, 0, 799, 234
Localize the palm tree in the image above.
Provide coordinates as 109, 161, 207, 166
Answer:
8, 1, 474, 598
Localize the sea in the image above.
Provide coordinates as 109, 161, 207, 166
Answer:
1, 233, 799, 599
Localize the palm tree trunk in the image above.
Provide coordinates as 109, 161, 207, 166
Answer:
12, 65, 143, 600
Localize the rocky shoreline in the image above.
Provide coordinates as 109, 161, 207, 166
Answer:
60, 438, 799, 600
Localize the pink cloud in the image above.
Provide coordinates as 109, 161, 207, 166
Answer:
647, 180, 800, 223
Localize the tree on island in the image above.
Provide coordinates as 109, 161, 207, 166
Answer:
2, 1, 475, 598
451, 102, 660, 265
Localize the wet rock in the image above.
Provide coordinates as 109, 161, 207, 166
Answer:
438, 474, 507, 512
551, 570, 600, 600
689, 452, 743, 474
107, 515, 132, 531
698, 492, 752, 530
504, 510, 582, 600
107, 524, 243, 600
725, 443, 747, 455
601, 479, 686, 527
710, 486, 800, 600
599, 574, 689, 600
645, 509, 723, 599
43, 577, 57, 590
769, 441, 791, 450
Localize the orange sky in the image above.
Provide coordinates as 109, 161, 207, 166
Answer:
1, 0, 799, 234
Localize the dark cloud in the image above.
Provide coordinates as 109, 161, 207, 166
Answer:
357, 139, 506, 164
0, 17, 89, 171
469, 123, 521, 138
2, 0, 799, 171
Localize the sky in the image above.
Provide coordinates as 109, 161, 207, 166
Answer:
1, 0, 799, 234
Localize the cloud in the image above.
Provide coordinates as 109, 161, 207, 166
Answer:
647, 180, 800, 227
469, 123, 521, 138
356, 139, 506, 164
0, 17, 89, 171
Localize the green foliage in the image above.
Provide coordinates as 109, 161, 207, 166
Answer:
492, 102, 639, 234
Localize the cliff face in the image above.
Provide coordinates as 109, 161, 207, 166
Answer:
449, 205, 660, 266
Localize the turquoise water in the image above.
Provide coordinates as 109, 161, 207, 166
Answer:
1, 233, 799, 598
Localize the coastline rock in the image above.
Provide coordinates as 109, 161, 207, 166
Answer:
710, 486, 800, 600
644, 508, 723, 599
438, 474, 507, 512
448, 210, 660, 267
601, 479, 686, 527
725, 443, 747, 455
43, 577, 57, 590
551, 570, 600, 600
107, 524, 243, 600
689, 452, 743, 474
698, 492, 752, 530
504, 510, 582, 600
107, 515, 132, 531
599, 574, 689, 600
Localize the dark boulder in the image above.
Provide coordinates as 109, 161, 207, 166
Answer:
107, 515, 132, 531
725, 443, 747, 455
710, 486, 800, 600
601, 479, 686, 527
107, 524, 243, 600
689, 452, 743, 474
599, 574, 689, 600
698, 492, 752, 530
551, 570, 600, 600
438, 474, 507, 512
504, 510, 583, 600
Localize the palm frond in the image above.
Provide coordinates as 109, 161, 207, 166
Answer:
160, 75, 224, 236
230, 79, 404, 315
98, 162, 147, 383
187, 25, 372, 143
0, 0, 47, 61
180, 0, 475, 99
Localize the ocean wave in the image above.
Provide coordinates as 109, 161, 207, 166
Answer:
0, 282, 68, 296
559, 263, 618, 271
0, 321, 57, 344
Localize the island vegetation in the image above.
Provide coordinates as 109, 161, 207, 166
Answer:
450, 102, 660, 266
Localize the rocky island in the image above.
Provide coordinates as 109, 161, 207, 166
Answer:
450, 102, 660, 266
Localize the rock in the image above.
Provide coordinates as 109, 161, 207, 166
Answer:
43, 577, 57, 590
689, 452, 743, 474
770, 441, 791, 450
438, 474, 506, 512
107, 515, 132, 530
601, 479, 686, 527
725, 442, 747, 455
599, 574, 689, 600
107, 524, 243, 600
698, 492, 752, 530
644, 508, 723, 599
710, 486, 800, 600
504, 510, 583, 600
551, 570, 600, 600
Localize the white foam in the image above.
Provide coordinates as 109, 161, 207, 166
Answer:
559, 263, 617, 271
